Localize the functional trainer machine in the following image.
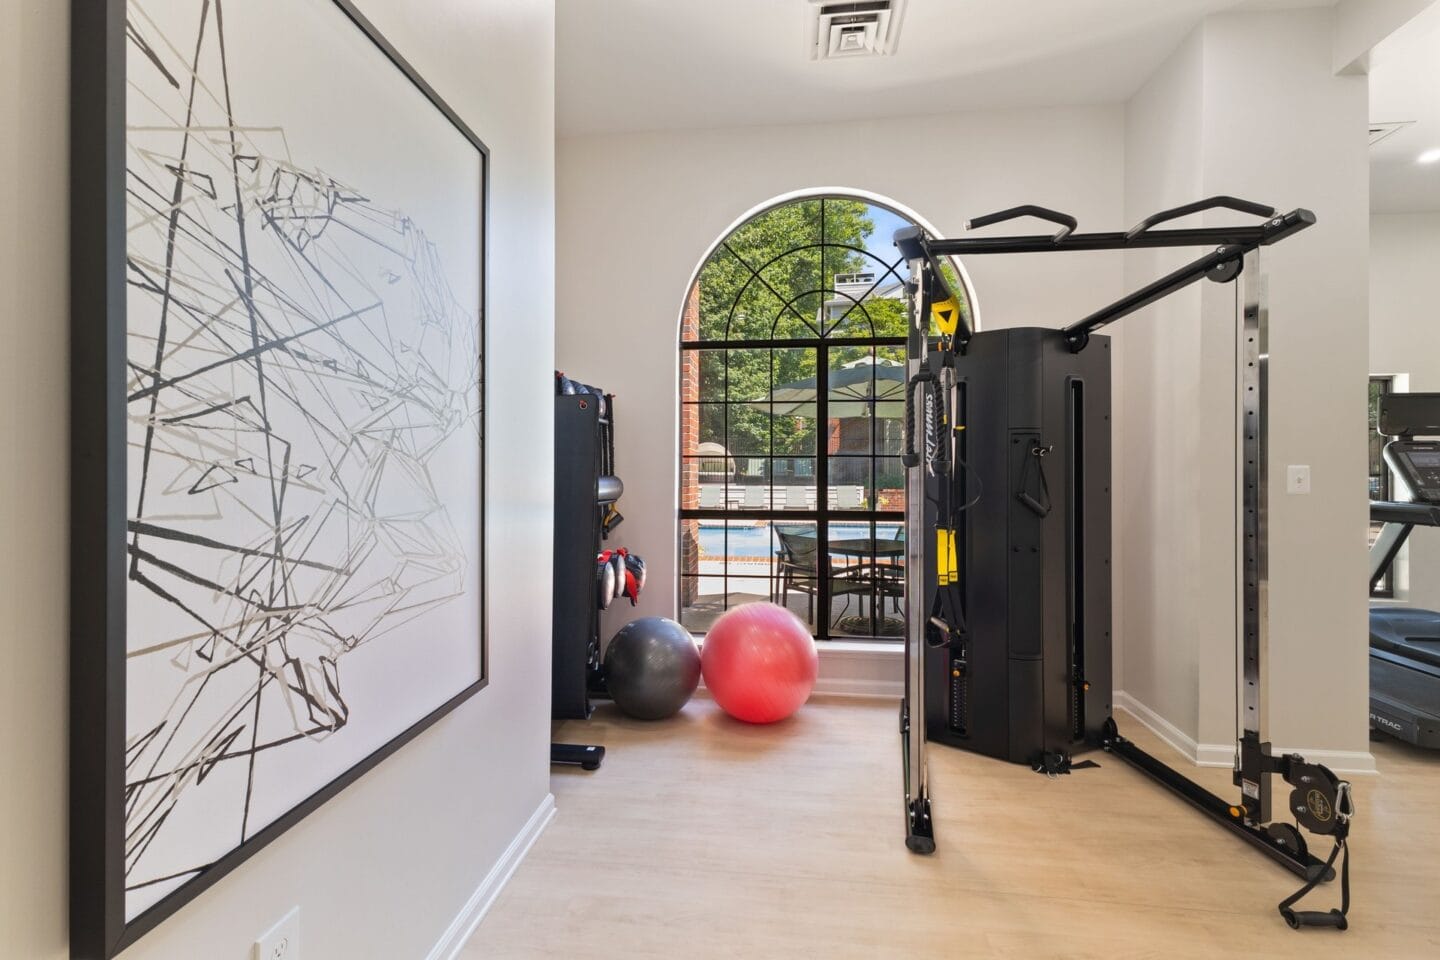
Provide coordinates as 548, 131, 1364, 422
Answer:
896, 197, 1355, 929
1369, 392, 1440, 748
550, 374, 624, 770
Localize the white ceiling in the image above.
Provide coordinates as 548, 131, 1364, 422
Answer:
1369, 1, 1440, 213
556, 0, 1334, 137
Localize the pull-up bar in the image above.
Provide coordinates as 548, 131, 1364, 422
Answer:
894, 197, 1316, 352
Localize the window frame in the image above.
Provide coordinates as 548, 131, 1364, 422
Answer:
677, 196, 964, 640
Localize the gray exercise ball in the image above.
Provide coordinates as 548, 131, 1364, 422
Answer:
604, 617, 701, 720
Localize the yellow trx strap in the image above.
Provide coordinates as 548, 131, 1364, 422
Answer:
931, 296, 962, 337
935, 529, 958, 586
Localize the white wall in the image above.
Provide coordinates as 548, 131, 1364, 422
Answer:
1333, 0, 1436, 73
1117, 26, 1208, 747
556, 105, 1128, 639
1117, 8, 1372, 764
0, 1, 556, 957
1371, 212, 1440, 609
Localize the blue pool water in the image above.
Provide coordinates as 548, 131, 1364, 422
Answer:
698, 522, 899, 558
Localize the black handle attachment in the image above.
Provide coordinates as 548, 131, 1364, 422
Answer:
1125, 195, 1276, 240
1276, 774, 1352, 932
965, 205, 1078, 243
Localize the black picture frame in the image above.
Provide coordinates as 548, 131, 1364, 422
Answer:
70, 2, 488, 956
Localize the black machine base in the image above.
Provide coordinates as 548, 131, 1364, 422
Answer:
905, 796, 935, 855
1100, 723, 1334, 883
550, 742, 605, 771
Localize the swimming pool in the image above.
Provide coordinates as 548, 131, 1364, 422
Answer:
697, 522, 900, 558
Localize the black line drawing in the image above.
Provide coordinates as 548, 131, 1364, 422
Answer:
119, 0, 483, 919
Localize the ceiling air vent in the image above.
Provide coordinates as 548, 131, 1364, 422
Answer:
1370, 120, 1414, 146
806, 0, 907, 61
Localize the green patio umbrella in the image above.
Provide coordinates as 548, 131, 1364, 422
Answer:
748, 356, 905, 419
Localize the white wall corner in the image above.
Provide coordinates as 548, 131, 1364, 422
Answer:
427, 793, 557, 960
1117, 691, 1378, 775
1114, 690, 1234, 767
1332, 0, 1435, 75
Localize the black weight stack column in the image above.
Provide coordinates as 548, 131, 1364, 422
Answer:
924, 328, 1112, 765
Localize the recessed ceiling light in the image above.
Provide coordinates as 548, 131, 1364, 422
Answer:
1420, 148, 1440, 164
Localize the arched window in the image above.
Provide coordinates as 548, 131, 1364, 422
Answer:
678, 195, 975, 639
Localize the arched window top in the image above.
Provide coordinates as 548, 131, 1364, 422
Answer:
677, 192, 977, 640
683, 195, 975, 344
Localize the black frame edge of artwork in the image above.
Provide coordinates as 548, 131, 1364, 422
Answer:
69, 1, 489, 956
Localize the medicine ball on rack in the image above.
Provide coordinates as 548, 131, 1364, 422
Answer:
596, 552, 617, 610
611, 552, 626, 601
621, 550, 646, 605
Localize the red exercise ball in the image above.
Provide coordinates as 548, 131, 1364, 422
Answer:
702, 602, 818, 723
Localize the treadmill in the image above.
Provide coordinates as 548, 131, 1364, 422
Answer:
1369, 392, 1440, 748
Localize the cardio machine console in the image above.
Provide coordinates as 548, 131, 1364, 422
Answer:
1385, 441, 1440, 505
1379, 393, 1440, 505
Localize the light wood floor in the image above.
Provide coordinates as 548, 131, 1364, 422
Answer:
464, 698, 1440, 959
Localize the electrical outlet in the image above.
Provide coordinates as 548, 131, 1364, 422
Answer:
254, 907, 300, 960
1286, 464, 1311, 495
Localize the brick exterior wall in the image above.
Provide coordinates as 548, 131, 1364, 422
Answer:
680, 283, 701, 605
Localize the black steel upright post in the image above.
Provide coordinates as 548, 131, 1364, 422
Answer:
901, 256, 935, 854
1235, 249, 1271, 822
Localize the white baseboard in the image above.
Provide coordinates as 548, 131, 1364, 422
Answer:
1113, 690, 1232, 767
812, 642, 903, 700
426, 792, 556, 960
811, 674, 904, 699
1114, 691, 1377, 775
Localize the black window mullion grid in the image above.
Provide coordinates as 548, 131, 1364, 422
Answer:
769, 343, 776, 601
723, 345, 730, 610
681, 196, 927, 640
817, 341, 831, 636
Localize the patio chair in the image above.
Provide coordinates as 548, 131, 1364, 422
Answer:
837, 485, 864, 510
699, 485, 723, 509
774, 527, 870, 626
771, 486, 790, 510
743, 485, 765, 509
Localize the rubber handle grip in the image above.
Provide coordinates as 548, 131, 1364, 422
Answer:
902, 370, 937, 468
1125, 195, 1276, 239
1281, 909, 1347, 930
965, 204, 1077, 242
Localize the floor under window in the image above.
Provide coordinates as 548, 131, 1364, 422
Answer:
464, 700, 1440, 959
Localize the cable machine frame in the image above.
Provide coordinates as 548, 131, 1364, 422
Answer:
896, 197, 1351, 896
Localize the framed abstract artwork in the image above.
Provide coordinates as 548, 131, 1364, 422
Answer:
70, 1, 488, 954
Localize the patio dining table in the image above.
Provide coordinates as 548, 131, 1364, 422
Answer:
827, 537, 905, 636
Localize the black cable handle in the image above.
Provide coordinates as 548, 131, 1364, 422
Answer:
1016, 442, 1053, 517
902, 369, 937, 468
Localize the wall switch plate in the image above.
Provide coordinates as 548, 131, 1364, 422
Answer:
1286, 464, 1311, 495
254, 908, 300, 960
